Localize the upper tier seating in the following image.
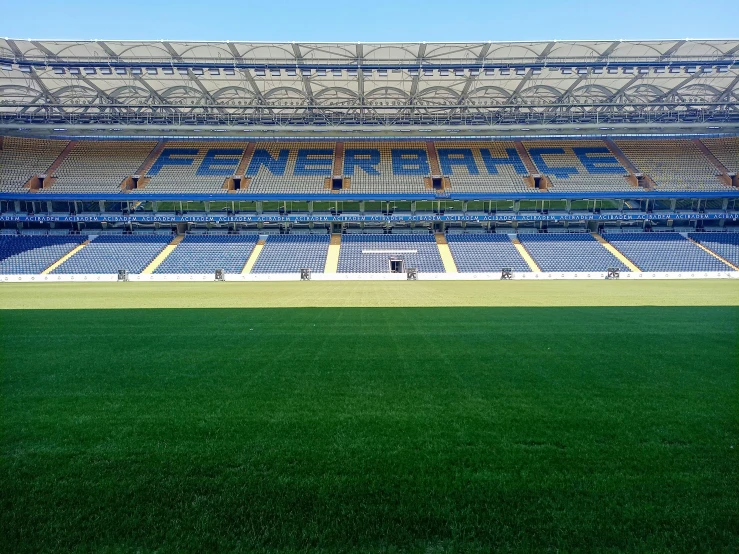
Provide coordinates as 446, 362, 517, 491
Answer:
145, 142, 250, 193
523, 140, 632, 191
435, 141, 531, 193
155, 235, 258, 274
0, 137, 69, 192
52, 235, 171, 274
343, 141, 429, 194
246, 142, 335, 194
337, 234, 444, 273
702, 138, 739, 173
250, 235, 330, 273
446, 234, 529, 272
603, 232, 730, 271
688, 232, 739, 267
53, 141, 156, 192
615, 140, 724, 191
2, 136, 738, 195
0, 235, 86, 274
518, 233, 630, 272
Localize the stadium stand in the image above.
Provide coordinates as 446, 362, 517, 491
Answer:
53, 141, 156, 192
0, 137, 69, 192
434, 141, 531, 193
52, 235, 171, 274
518, 233, 631, 272
250, 235, 330, 273
615, 140, 725, 191
702, 138, 739, 173
3, 136, 739, 195
688, 232, 739, 268
144, 142, 250, 193
337, 234, 444, 273
522, 140, 632, 191
444, 234, 530, 273
343, 142, 429, 194
0, 235, 87, 274
155, 235, 259, 273
602, 232, 731, 271
247, 142, 335, 194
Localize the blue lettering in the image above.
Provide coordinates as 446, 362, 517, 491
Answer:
246, 149, 289, 176
345, 149, 381, 175
148, 148, 198, 176
480, 148, 527, 175
392, 149, 429, 175
196, 149, 244, 176
438, 148, 479, 175
295, 149, 334, 176
528, 147, 578, 178
573, 147, 625, 174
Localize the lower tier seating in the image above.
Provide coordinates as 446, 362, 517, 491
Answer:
337, 234, 444, 273
155, 235, 258, 274
0, 235, 86, 274
603, 232, 730, 271
52, 235, 171, 274
688, 232, 739, 267
518, 233, 630, 272
446, 234, 529, 272
250, 235, 330, 273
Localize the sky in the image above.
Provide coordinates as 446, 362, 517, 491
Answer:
1, 0, 737, 42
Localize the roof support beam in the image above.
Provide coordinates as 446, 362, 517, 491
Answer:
458, 43, 492, 102
226, 42, 268, 107
292, 43, 315, 105
409, 43, 427, 100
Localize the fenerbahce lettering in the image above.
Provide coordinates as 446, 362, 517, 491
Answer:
146, 147, 625, 178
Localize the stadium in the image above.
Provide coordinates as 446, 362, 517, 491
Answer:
2, 34, 738, 553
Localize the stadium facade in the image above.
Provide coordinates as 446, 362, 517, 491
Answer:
1, 39, 738, 279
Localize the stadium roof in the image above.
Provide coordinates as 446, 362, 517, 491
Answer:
1, 39, 738, 137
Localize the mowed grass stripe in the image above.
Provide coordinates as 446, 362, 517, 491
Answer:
1, 307, 738, 552
1, 279, 738, 309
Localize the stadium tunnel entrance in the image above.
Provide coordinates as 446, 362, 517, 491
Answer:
389, 257, 405, 273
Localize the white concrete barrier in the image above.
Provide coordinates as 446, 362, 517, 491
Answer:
2, 271, 738, 283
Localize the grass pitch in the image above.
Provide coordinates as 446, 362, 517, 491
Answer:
1, 279, 738, 309
2, 305, 738, 552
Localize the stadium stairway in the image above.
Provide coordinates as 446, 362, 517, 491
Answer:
324, 234, 341, 273
592, 233, 641, 272
435, 233, 457, 273
241, 238, 266, 274
123, 140, 166, 190
510, 237, 541, 272
29, 141, 77, 191
141, 235, 185, 274
684, 235, 739, 270
224, 143, 256, 191
514, 142, 550, 190
693, 139, 735, 188
41, 239, 91, 274
602, 139, 645, 188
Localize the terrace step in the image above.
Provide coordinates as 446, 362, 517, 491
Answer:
592, 232, 641, 272
241, 238, 266, 274
685, 236, 738, 270
510, 236, 541, 272
435, 233, 457, 273
324, 233, 342, 273
141, 235, 185, 274
41, 239, 90, 274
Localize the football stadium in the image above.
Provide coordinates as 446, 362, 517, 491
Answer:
1, 35, 738, 552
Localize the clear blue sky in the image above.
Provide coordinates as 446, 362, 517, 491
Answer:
1, 0, 737, 42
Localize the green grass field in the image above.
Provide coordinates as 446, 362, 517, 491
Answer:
1, 283, 738, 552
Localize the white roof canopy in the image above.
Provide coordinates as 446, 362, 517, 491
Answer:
0, 39, 737, 135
